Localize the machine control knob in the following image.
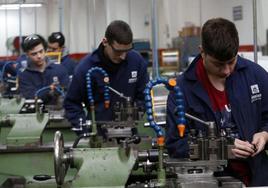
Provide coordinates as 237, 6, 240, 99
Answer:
131, 135, 141, 144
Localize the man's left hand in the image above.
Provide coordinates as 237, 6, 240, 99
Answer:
251, 131, 268, 156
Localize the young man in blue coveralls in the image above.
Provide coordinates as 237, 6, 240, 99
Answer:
64, 20, 149, 134
48, 32, 77, 77
166, 17, 268, 186
18, 34, 69, 104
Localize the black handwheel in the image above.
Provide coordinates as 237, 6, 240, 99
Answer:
54, 131, 69, 185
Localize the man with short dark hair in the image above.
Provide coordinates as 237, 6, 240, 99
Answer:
166, 18, 268, 186
48, 32, 77, 76
64, 20, 149, 132
18, 34, 69, 104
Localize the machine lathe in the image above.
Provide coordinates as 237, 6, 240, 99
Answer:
0, 68, 244, 188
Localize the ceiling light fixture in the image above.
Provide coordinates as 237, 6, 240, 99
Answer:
0, 3, 42, 10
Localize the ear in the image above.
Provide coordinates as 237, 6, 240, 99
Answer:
199, 45, 205, 59
198, 45, 203, 53
102, 38, 108, 47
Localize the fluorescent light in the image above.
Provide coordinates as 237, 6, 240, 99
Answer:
20, 3, 42, 8
0, 4, 20, 10
0, 3, 42, 10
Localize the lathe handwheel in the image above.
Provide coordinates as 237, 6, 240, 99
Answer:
54, 131, 68, 185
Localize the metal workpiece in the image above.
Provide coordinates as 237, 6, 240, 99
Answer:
113, 101, 144, 122
188, 133, 235, 160
184, 113, 236, 160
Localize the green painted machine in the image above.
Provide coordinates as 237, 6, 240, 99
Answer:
0, 71, 245, 188
0, 96, 149, 188
0, 98, 75, 188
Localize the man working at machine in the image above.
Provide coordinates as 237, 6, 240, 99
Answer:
64, 20, 149, 134
47, 32, 77, 77
18, 34, 69, 104
166, 17, 268, 186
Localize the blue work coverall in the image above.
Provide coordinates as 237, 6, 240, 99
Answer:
166, 54, 268, 186
61, 54, 77, 76
64, 46, 149, 128
18, 58, 69, 102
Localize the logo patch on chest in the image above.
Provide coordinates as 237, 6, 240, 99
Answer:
53, 76, 59, 84
131, 71, 137, 78
250, 84, 262, 103
129, 71, 137, 83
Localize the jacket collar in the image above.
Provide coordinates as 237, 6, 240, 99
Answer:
182, 54, 248, 118
184, 54, 248, 81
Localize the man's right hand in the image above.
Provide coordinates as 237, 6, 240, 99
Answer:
231, 138, 256, 158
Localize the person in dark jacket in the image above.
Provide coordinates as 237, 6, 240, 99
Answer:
16, 54, 28, 73
48, 32, 77, 76
64, 20, 149, 132
166, 17, 268, 186
18, 34, 69, 104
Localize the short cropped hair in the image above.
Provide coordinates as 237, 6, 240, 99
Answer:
22, 34, 47, 52
105, 20, 133, 45
201, 18, 239, 61
48, 32, 65, 47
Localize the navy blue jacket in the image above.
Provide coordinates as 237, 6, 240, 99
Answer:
18, 59, 69, 102
61, 55, 77, 76
16, 54, 28, 73
64, 47, 149, 127
0, 61, 17, 77
166, 54, 268, 186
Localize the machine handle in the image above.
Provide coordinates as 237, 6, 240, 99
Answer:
33, 174, 54, 181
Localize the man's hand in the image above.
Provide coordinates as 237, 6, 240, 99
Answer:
251, 131, 268, 157
231, 138, 256, 158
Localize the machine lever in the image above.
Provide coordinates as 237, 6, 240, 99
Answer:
120, 135, 141, 149
33, 174, 54, 181
128, 135, 141, 144
108, 86, 131, 102
72, 133, 90, 148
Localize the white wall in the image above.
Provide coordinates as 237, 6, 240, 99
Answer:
0, 0, 268, 56
0, 0, 47, 56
